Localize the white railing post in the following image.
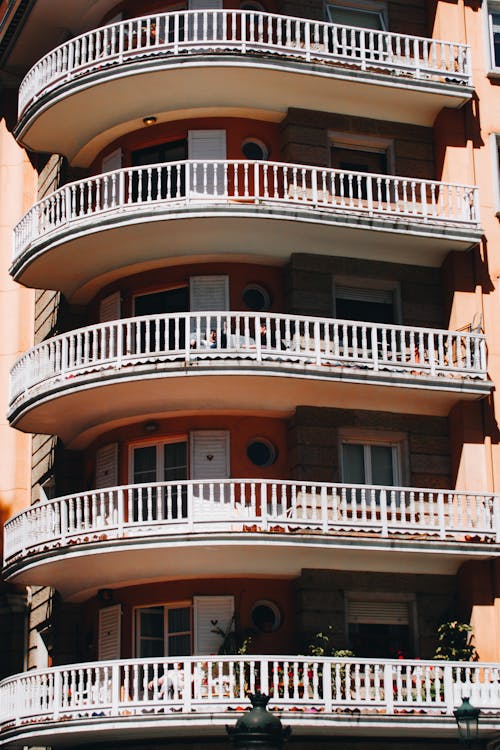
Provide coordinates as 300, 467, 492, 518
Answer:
117, 488, 124, 537
384, 663, 394, 714
444, 664, 454, 713
437, 492, 446, 540
379, 489, 388, 536
53, 670, 62, 721
111, 663, 120, 716
188, 483, 195, 532
322, 661, 332, 712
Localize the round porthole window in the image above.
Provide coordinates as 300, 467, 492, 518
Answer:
243, 284, 271, 312
241, 138, 269, 161
251, 600, 281, 632
246, 438, 277, 467
240, 0, 266, 9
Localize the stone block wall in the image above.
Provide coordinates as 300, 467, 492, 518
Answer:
285, 253, 444, 328
293, 569, 457, 657
288, 405, 451, 488
280, 108, 435, 178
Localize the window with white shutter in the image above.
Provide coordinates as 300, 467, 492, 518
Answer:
99, 292, 121, 323
189, 275, 229, 338
98, 604, 122, 660
188, 130, 226, 195
190, 430, 230, 480
95, 443, 119, 489
102, 148, 122, 174
193, 595, 234, 655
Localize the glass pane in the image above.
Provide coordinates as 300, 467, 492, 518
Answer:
133, 446, 157, 484
141, 639, 165, 658
168, 607, 191, 634
370, 445, 395, 485
329, 6, 385, 30
493, 13, 500, 67
348, 623, 411, 658
164, 442, 188, 482
342, 443, 366, 484
168, 633, 191, 657
140, 607, 164, 637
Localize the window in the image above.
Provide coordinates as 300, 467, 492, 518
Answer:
241, 138, 269, 161
243, 283, 272, 312
326, 0, 387, 30
246, 438, 277, 467
488, 4, 500, 69
347, 596, 415, 658
136, 604, 192, 658
330, 133, 393, 202
334, 282, 399, 324
340, 430, 406, 489
251, 600, 281, 632
132, 139, 187, 200
492, 134, 500, 214
131, 439, 188, 519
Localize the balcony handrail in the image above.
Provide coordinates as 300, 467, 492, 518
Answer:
8, 311, 487, 408
3, 479, 499, 566
17, 10, 472, 117
12, 159, 480, 262
1, 656, 499, 728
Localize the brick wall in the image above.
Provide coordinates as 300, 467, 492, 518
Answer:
280, 108, 435, 177
293, 569, 456, 658
285, 253, 444, 328
288, 405, 451, 488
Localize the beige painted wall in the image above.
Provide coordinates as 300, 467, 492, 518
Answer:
0, 120, 35, 544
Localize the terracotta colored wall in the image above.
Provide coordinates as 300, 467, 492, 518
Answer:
91, 262, 285, 322
81, 577, 296, 663
91, 117, 281, 175
85, 414, 290, 487
458, 560, 500, 661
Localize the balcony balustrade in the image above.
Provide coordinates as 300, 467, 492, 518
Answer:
12, 160, 480, 281
1, 656, 499, 745
8, 311, 488, 422
17, 10, 471, 120
3, 480, 498, 574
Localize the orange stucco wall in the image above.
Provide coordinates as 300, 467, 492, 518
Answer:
85, 414, 290, 487
83, 577, 296, 661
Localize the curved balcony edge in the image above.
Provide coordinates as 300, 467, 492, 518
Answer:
3, 481, 499, 588
1, 656, 499, 748
16, 11, 472, 123
8, 313, 490, 432
12, 160, 481, 286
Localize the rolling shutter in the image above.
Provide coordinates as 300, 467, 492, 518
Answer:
98, 604, 122, 660
95, 443, 119, 489
188, 130, 226, 195
335, 285, 393, 305
193, 595, 234, 655
190, 431, 230, 480
99, 292, 121, 323
347, 600, 409, 625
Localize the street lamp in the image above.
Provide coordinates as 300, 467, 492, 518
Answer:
454, 697, 480, 750
226, 692, 291, 749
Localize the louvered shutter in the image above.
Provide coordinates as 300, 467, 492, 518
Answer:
191, 430, 230, 479
95, 443, 119, 489
193, 595, 234, 655
188, 130, 226, 195
347, 600, 409, 625
98, 604, 122, 660
102, 148, 122, 173
189, 275, 229, 337
99, 292, 121, 323
188, 0, 223, 41
101, 149, 123, 207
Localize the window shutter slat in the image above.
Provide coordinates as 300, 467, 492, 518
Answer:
193, 595, 234, 655
98, 604, 122, 660
190, 430, 230, 480
95, 443, 119, 489
99, 292, 121, 323
190, 275, 229, 312
335, 285, 393, 305
347, 600, 409, 625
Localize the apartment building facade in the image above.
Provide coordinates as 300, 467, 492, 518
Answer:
1, 0, 500, 747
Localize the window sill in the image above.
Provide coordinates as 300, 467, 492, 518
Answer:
487, 69, 500, 81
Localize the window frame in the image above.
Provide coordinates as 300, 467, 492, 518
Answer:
332, 275, 402, 323
487, 2, 500, 73
338, 428, 408, 487
134, 601, 193, 658
329, 131, 395, 176
345, 591, 418, 658
491, 134, 500, 216
128, 436, 189, 484
326, 0, 388, 31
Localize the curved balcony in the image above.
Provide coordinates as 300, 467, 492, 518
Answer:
3, 480, 498, 599
15, 11, 473, 163
8, 312, 489, 448
1, 657, 499, 747
11, 161, 481, 303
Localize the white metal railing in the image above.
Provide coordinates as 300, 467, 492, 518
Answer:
3, 480, 498, 566
8, 312, 487, 409
12, 159, 480, 261
1, 657, 499, 730
17, 10, 472, 117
